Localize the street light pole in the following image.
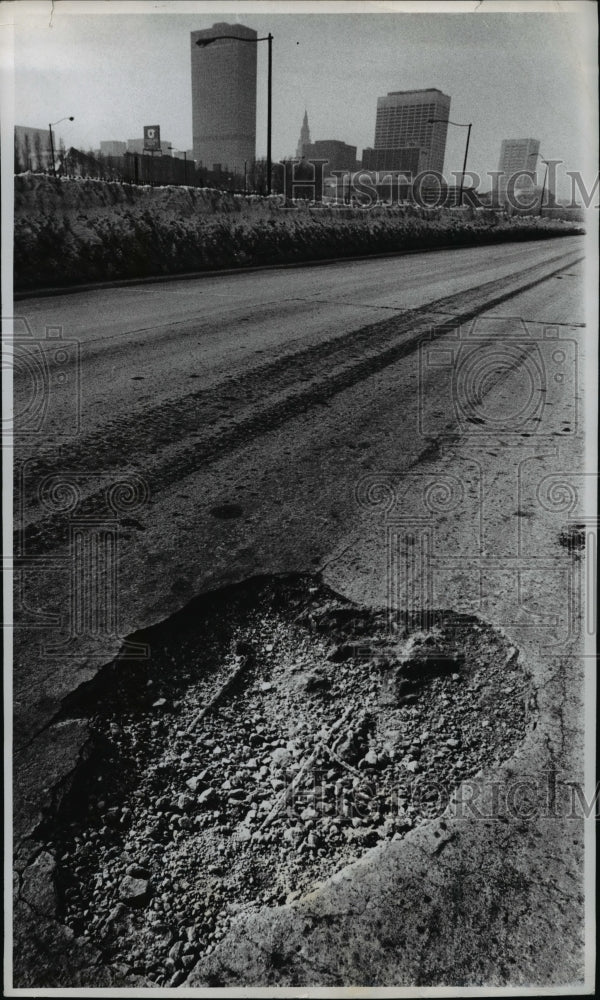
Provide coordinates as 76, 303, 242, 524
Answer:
428, 117, 472, 206
459, 123, 472, 208
48, 125, 56, 176
196, 31, 273, 195
527, 150, 550, 216
539, 159, 549, 217
48, 116, 74, 176
266, 32, 272, 196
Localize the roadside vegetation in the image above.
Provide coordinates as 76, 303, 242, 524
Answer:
14, 174, 584, 292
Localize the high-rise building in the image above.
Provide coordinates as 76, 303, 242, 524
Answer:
296, 110, 311, 158
373, 88, 451, 175
494, 138, 540, 204
191, 22, 257, 173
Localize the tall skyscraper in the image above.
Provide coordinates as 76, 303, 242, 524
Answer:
296, 110, 311, 158
373, 88, 451, 175
191, 22, 257, 173
495, 138, 540, 204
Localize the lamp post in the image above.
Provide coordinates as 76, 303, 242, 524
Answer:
528, 151, 550, 216
196, 31, 273, 195
539, 160, 550, 217
428, 117, 472, 206
48, 116, 74, 176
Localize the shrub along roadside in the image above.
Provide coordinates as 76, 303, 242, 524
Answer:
14, 199, 584, 292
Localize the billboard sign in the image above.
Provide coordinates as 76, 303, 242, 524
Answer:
143, 125, 161, 152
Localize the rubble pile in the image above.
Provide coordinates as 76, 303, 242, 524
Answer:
46, 577, 531, 986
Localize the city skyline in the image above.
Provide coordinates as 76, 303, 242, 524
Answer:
7, 4, 596, 199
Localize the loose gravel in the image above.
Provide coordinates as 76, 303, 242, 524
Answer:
43, 575, 533, 986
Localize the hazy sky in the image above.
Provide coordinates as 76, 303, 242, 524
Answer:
6, 1, 598, 195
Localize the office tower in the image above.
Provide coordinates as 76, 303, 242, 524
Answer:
495, 138, 540, 203
191, 22, 257, 172
296, 110, 311, 158
373, 88, 451, 174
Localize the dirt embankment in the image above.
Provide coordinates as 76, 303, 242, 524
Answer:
14, 174, 584, 292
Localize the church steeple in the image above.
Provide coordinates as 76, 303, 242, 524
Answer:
296, 109, 311, 158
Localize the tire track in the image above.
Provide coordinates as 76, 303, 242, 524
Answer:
15, 249, 583, 556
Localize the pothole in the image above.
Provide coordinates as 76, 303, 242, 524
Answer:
40, 574, 532, 987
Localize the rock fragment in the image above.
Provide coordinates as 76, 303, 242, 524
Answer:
119, 876, 152, 908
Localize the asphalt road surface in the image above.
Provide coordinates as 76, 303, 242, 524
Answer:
12, 235, 592, 988
13, 232, 585, 749
15, 237, 584, 458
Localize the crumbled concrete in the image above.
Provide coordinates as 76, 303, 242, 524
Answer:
26, 578, 532, 987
